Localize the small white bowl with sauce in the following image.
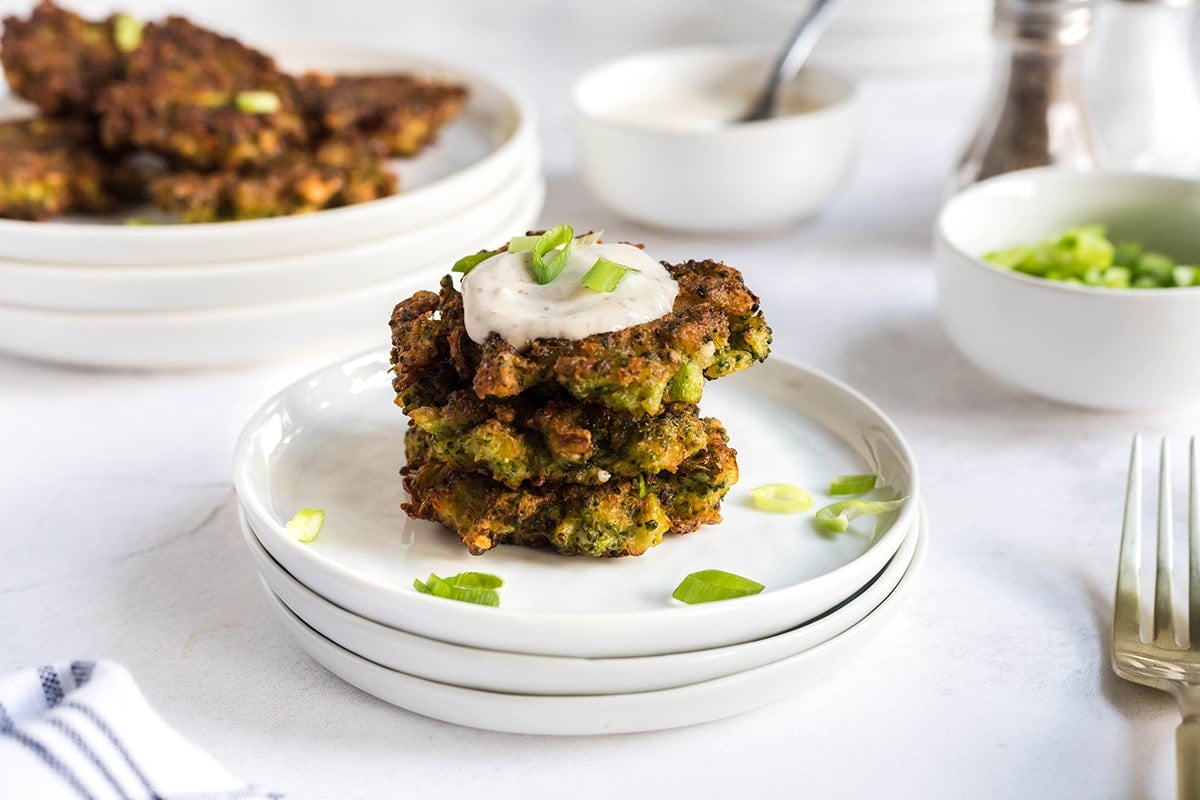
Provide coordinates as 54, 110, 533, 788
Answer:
572, 46, 859, 233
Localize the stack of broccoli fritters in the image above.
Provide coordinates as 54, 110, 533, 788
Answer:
0, 1, 467, 221
389, 256, 772, 558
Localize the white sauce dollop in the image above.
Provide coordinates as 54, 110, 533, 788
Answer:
461, 242, 678, 348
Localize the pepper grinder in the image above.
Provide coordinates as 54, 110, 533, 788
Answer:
951, 0, 1097, 192
1085, 0, 1200, 174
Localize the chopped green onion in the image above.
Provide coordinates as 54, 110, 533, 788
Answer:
531, 224, 573, 284
638, 474, 647, 499
235, 90, 281, 114
123, 217, 158, 226
750, 483, 812, 513
452, 248, 499, 274
815, 498, 906, 534
507, 235, 539, 253
672, 570, 764, 605
413, 571, 503, 606
666, 361, 704, 403
575, 230, 604, 246
829, 474, 878, 496
984, 226, 1200, 289
113, 13, 143, 52
285, 508, 325, 543
581, 257, 639, 292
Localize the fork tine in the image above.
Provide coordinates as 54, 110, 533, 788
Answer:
1154, 439, 1177, 647
1189, 437, 1200, 648
1116, 435, 1143, 643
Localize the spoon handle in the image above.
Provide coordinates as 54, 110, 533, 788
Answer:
742, 0, 844, 122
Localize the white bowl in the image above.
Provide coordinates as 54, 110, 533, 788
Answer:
572, 46, 858, 233
935, 169, 1200, 410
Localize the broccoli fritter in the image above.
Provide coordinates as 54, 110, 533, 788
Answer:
95, 16, 306, 169
147, 145, 395, 222
299, 72, 467, 157
406, 392, 715, 488
0, 1, 124, 116
402, 423, 738, 557
389, 259, 771, 416
0, 118, 114, 219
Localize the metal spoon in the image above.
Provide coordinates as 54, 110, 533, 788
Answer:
740, 0, 844, 123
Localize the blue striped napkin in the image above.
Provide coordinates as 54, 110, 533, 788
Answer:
0, 660, 281, 800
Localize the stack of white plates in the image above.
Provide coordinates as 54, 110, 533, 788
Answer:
0, 47, 543, 369
232, 349, 927, 735
708, 0, 991, 75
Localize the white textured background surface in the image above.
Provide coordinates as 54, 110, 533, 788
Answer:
2, 2, 1200, 798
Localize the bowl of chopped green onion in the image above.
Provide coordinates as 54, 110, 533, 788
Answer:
935, 168, 1200, 409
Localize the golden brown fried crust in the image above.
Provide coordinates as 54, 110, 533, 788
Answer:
95, 16, 307, 169
388, 259, 772, 415
406, 392, 715, 488
0, 118, 115, 219
298, 72, 467, 157
147, 146, 396, 222
402, 423, 738, 557
0, 1, 122, 116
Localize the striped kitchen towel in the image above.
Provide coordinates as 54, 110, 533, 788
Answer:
0, 660, 281, 800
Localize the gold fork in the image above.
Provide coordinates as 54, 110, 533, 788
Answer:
1113, 436, 1200, 798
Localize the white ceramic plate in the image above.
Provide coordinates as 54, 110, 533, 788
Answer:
0, 154, 540, 312
243, 504, 919, 695
0, 182, 543, 368
263, 506, 927, 735
234, 348, 920, 657
0, 46, 537, 266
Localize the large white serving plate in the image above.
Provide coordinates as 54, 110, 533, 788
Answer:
0, 154, 539, 312
263, 506, 927, 735
0, 182, 543, 368
243, 504, 918, 695
234, 348, 920, 657
0, 46, 536, 266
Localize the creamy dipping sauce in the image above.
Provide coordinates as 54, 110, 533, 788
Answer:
461, 242, 678, 348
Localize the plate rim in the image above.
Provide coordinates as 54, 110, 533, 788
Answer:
261, 504, 928, 734
232, 348, 921, 631
0, 44, 538, 262
241, 501, 921, 694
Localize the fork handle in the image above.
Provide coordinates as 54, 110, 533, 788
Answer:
1178, 717, 1200, 799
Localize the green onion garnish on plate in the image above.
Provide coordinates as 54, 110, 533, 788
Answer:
531, 224, 574, 284
452, 248, 499, 274
750, 483, 812, 513
285, 508, 325, 543
815, 498, 906, 533
672, 570, 764, 605
235, 90, 281, 114
829, 474, 878, 496
575, 229, 604, 246
413, 572, 503, 606
581, 257, 639, 292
